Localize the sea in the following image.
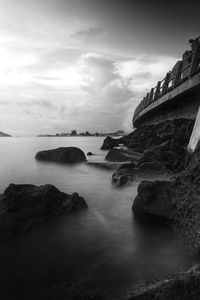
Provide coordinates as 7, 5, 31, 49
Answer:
0, 137, 199, 299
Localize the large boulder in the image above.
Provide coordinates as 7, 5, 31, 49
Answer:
105, 148, 132, 162
101, 136, 119, 150
132, 180, 174, 221
35, 147, 87, 163
0, 183, 88, 235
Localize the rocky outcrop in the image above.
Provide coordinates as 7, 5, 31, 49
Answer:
0, 183, 87, 235
132, 139, 200, 252
101, 119, 194, 153
128, 264, 200, 300
105, 149, 132, 162
112, 172, 129, 187
35, 147, 87, 163
132, 181, 174, 221
101, 136, 119, 150
0, 131, 11, 137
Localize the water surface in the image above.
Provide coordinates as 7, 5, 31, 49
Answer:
0, 137, 198, 299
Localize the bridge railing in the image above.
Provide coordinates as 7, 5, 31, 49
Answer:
133, 37, 200, 120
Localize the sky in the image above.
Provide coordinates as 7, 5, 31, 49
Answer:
0, 0, 199, 136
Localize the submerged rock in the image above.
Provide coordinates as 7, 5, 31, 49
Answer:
35, 147, 87, 163
0, 183, 88, 235
112, 172, 129, 187
128, 264, 200, 300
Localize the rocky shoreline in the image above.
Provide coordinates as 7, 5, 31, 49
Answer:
100, 118, 200, 299
1, 118, 200, 299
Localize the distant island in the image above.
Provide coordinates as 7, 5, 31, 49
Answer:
0, 131, 11, 137
38, 130, 126, 137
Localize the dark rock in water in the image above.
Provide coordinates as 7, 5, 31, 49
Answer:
35, 147, 87, 163
128, 264, 200, 300
132, 181, 174, 221
105, 148, 134, 162
101, 136, 119, 150
0, 131, 11, 137
0, 183, 88, 235
87, 152, 94, 156
112, 172, 129, 187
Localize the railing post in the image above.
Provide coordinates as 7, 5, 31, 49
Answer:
145, 93, 149, 107
154, 81, 161, 100
173, 61, 183, 87
189, 38, 200, 76
162, 72, 170, 95
148, 88, 154, 104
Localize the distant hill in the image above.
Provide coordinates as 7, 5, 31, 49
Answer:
0, 131, 11, 137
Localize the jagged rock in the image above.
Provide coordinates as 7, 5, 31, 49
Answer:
100, 136, 119, 150
137, 162, 170, 175
112, 172, 129, 186
128, 264, 200, 300
35, 147, 87, 163
132, 181, 174, 221
105, 148, 132, 162
138, 149, 182, 171
0, 183, 88, 235
87, 152, 94, 156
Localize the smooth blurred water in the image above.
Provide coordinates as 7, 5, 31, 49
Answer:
0, 137, 198, 299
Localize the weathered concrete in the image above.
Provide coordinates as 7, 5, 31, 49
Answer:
188, 104, 200, 153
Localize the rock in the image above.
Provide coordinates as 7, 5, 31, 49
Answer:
101, 136, 119, 150
87, 152, 94, 156
105, 148, 133, 162
128, 264, 200, 300
112, 172, 129, 186
87, 162, 119, 170
138, 148, 183, 171
132, 180, 174, 221
0, 131, 11, 137
0, 183, 88, 235
137, 162, 170, 175
35, 147, 87, 163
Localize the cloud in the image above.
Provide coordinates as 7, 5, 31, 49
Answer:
71, 27, 103, 42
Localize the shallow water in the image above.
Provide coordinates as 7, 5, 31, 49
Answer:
0, 137, 198, 299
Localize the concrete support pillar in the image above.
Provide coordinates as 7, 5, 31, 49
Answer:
188, 104, 200, 153
162, 72, 170, 95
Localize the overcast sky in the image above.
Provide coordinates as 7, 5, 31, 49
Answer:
0, 0, 199, 136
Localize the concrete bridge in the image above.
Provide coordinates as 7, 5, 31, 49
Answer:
132, 37, 200, 128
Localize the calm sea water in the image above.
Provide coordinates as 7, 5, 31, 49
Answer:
0, 137, 198, 299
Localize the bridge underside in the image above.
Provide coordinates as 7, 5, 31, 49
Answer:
133, 84, 200, 128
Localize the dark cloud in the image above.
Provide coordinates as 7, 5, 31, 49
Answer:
71, 27, 103, 42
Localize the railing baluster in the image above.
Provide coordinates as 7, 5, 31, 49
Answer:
154, 81, 161, 100
162, 72, 170, 95
173, 61, 183, 87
